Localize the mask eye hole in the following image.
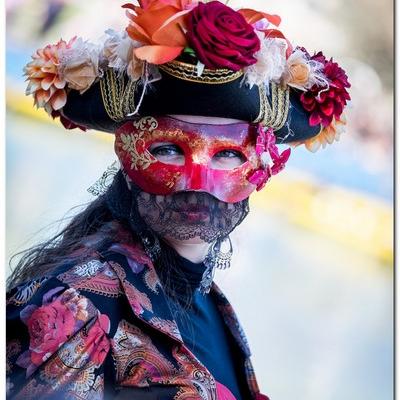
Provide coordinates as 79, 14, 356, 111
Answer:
211, 149, 247, 170
149, 142, 185, 166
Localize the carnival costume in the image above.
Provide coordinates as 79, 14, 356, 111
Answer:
7, 1, 350, 399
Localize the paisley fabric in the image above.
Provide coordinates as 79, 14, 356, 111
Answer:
6, 223, 269, 400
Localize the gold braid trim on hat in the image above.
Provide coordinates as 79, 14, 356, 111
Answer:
254, 82, 290, 131
100, 69, 138, 122
100, 66, 289, 129
159, 60, 243, 84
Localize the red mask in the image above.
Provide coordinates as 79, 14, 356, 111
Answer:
114, 116, 261, 203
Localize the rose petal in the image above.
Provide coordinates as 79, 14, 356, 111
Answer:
53, 76, 66, 89
305, 138, 321, 152
122, 3, 137, 11
248, 169, 264, 186
98, 314, 111, 334
30, 70, 47, 79
152, 9, 190, 46
282, 147, 292, 161
59, 115, 87, 131
50, 89, 67, 110
25, 79, 41, 95
321, 114, 333, 127
41, 76, 55, 90
35, 89, 51, 106
320, 100, 335, 116
238, 8, 281, 27
135, 6, 183, 40
134, 45, 183, 64
309, 111, 322, 126
126, 21, 152, 44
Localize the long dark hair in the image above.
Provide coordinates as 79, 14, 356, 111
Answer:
7, 171, 195, 313
7, 171, 136, 291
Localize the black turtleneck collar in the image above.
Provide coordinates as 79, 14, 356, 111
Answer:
155, 246, 208, 306
175, 255, 207, 291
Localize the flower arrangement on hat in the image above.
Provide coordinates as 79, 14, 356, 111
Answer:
24, 0, 350, 152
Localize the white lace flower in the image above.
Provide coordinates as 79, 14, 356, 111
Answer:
60, 37, 102, 93
103, 29, 144, 80
244, 34, 287, 88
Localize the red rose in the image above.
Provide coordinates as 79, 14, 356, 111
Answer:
186, 1, 261, 71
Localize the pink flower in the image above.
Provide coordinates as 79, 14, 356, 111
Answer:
248, 125, 291, 190
24, 38, 76, 113
186, 1, 260, 71
84, 314, 111, 366
26, 298, 76, 366
300, 51, 351, 127
16, 288, 89, 376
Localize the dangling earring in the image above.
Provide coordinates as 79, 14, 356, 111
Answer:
200, 235, 233, 294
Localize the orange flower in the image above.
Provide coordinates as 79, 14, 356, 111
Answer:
24, 38, 75, 112
293, 117, 347, 152
282, 50, 311, 90
288, 62, 310, 87
63, 60, 98, 93
123, 0, 195, 64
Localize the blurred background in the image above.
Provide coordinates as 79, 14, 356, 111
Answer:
5, 0, 393, 399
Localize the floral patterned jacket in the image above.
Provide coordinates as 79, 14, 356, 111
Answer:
6, 223, 269, 400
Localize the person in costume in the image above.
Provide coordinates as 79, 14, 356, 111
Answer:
7, 1, 350, 399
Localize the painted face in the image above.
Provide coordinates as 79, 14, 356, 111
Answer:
114, 116, 260, 203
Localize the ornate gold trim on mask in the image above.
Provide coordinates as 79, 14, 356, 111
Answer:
158, 60, 243, 84
254, 83, 290, 131
118, 116, 158, 170
100, 69, 138, 122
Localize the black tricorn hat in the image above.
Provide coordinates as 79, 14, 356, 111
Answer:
62, 60, 321, 143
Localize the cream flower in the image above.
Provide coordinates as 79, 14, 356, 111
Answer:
282, 48, 327, 91
281, 49, 310, 90
60, 38, 101, 93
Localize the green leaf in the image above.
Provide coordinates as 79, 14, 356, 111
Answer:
183, 47, 196, 56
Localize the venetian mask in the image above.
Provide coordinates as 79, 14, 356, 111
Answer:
114, 115, 260, 203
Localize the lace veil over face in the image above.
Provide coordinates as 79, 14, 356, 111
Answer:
131, 187, 249, 244
128, 184, 250, 294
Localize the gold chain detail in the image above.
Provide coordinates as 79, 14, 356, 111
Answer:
254, 84, 271, 124
254, 82, 290, 130
271, 83, 290, 130
100, 69, 138, 122
159, 60, 243, 84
